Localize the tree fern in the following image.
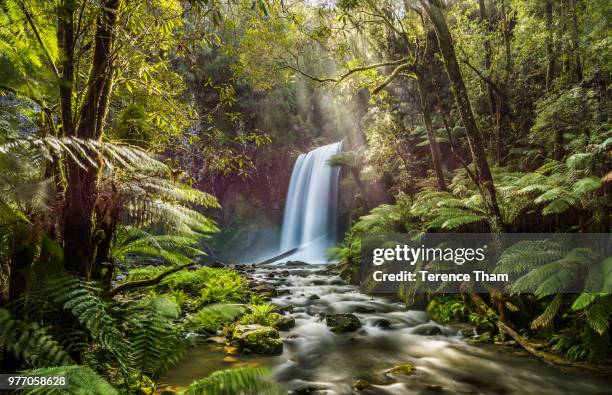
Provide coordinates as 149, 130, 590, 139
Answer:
110, 226, 204, 266
185, 367, 285, 395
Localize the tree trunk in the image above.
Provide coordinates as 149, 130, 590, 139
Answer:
417, 72, 447, 191
569, 0, 583, 81
62, 0, 120, 276
420, 0, 504, 232
544, 0, 556, 91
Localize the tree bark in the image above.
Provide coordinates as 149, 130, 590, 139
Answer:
417, 72, 447, 191
544, 0, 556, 91
63, 0, 120, 276
420, 0, 504, 232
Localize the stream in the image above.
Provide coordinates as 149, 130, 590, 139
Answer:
160, 263, 611, 395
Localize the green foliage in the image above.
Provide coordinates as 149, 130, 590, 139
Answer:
426, 296, 466, 323
551, 327, 611, 364
238, 303, 279, 327
21, 365, 117, 395
45, 275, 130, 368
0, 309, 73, 367
187, 304, 245, 334
185, 367, 285, 395
125, 296, 189, 385
123, 266, 249, 311
110, 226, 205, 266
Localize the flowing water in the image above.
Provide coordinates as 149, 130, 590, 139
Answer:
160, 264, 610, 394
278, 142, 342, 263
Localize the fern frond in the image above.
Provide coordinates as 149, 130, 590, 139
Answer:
185, 367, 285, 395
531, 294, 562, 330
21, 365, 117, 395
0, 309, 73, 367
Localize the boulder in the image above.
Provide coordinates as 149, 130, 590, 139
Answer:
276, 315, 296, 330
326, 313, 362, 333
232, 324, 283, 355
250, 283, 278, 297
308, 294, 320, 300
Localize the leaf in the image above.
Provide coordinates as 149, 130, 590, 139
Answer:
572, 177, 602, 194
531, 294, 562, 329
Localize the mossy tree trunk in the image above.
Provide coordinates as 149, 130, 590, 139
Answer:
420, 0, 504, 232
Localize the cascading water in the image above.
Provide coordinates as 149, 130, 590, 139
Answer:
278, 142, 342, 263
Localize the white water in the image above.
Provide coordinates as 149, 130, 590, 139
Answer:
278, 142, 342, 263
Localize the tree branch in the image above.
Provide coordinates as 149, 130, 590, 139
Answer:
284, 59, 406, 84
371, 63, 415, 95
109, 262, 196, 296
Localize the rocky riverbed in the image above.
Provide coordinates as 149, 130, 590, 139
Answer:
159, 263, 611, 395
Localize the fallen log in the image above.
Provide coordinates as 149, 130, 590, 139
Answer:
255, 248, 298, 265
110, 262, 195, 296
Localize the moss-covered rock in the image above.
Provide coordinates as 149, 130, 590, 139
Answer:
354, 379, 369, 390
387, 363, 416, 376
326, 313, 361, 333
232, 324, 283, 355
276, 315, 296, 330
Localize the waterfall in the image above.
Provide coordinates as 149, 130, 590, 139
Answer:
278, 142, 342, 263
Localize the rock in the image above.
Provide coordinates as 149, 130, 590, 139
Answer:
276, 315, 296, 330
476, 323, 492, 334
326, 313, 362, 333
209, 261, 225, 268
204, 336, 227, 344
308, 294, 320, 300
278, 289, 291, 296
373, 319, 392, 329
250, 283, 278, 297
232, 324, 283, 355
354, 379, 369, 390
279, 270, 291, 277
311, 279, 326, 285
412, 324, 442, 336
459, 328, 475, 337
273, 304, 294, 314
285, 260, 308, 266
387, 363, 416, 376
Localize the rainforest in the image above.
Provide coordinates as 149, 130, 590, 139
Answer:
0, 0, 610, 394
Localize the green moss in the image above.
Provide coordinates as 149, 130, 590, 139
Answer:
388, 363, 416, 376
233, 325, 283, 355
427, 295, 465, 323
354, 379, 369, 390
